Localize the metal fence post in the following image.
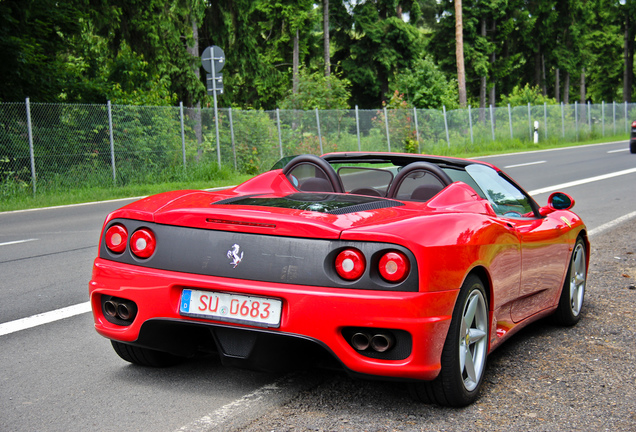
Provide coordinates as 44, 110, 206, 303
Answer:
575, 102, 579, 141
625, 101, 628, 133
443, 105, 450, 147
561, 102, 565, 138
107, 101, 116, 185
229, 108, 236, 170
276, 108, 283, 158
26, 97, 36, 195
468, 105, 474, 144
613, 101, 616, 135
544, 102, 548, 140
315, 108, 323, 154
490, 105, 495, 141
528, 103, 532, 140
383, 107, 391, 152
587, 101, 591, 133
602, 101, 605, 136
355, 105, 361, 151
508, 104, 513, 139
413, 107, 421, 153
179, 102, 186, 169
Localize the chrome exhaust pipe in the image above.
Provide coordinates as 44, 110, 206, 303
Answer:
116, 301, 137, 321
351, 332, 371, 351
370, 333, 394, 353
103, 300, 118, 318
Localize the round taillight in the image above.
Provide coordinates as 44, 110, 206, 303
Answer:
632, 120, 636, 128
130, 228, 156, 258
105, 224, 128, 253
335, 249, 366, 281
379, 251, 410, 283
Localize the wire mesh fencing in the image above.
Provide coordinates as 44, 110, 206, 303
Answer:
1, 99, 633, 197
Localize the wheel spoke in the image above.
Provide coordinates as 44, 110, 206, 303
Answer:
568, 243, 586, 316
463, 347, 477, 384
575, 272, 585, 286
468, 328, 487, 344
464, 295, 479, 327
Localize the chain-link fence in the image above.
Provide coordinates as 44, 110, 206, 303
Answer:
2, 99, 633, 196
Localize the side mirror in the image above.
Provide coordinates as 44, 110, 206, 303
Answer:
539, 192, 575, 216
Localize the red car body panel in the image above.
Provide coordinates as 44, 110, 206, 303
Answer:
89, 152, 588, 381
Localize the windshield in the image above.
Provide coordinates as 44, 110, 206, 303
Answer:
465, 164, 536, 217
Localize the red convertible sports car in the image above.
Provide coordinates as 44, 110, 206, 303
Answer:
89, 152, 588, 406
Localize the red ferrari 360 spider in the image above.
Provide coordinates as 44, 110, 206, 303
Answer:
89, 152, 588, 406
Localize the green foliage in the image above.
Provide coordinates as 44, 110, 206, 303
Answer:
333, 1, 426, 108
500, 84, 558, 107
3, 0, 636, 113
0, 0, 86, 102
280, 70, 352, 110
392, 57, 459, 109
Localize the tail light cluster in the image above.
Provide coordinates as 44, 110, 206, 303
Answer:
335, 248, 410, 283
105, 224, 156, 259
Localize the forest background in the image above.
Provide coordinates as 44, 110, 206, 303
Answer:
3, 0, 636, 110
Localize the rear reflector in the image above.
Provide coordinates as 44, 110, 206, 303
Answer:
130, 228, 156, 258
335, 249, 366, 281
379, 251, 410, 283
105, 224, 128, 253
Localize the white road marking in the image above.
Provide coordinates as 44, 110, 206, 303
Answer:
528, 167, 636, 195
588, 210, 636, 237
0, 238, 38, 247
477, 140, 627, 159
0, 301, 91, 337
607, 148, 629, 153
504, 160, 546, 169
176, 382, 283, 432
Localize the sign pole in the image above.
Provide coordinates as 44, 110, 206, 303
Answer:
210, 54, 221, 167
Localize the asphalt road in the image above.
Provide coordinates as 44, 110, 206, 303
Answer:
1, 141, 635, 431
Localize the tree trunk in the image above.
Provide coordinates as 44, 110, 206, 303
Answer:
534, 45, 542, 89
580, 69, 586, 122
580, 69, 586, 103
541, 54, 547, 95
186, 15, 202, 160
489, 19, 497, 107
455, 0, 467, 108
564, 72, 570, 104
624, 11, 633, 102
555, 68, 560, 102
324, 0, 330, 77
479, 18, 487, 112
293, 28, 299, 94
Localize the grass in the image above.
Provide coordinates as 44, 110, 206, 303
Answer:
0, 178, 252, 212
1, 134, 628, 213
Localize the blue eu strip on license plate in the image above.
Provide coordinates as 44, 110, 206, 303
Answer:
181, 290, 192, 312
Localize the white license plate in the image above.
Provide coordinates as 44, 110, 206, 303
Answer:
180, 289, 282, 328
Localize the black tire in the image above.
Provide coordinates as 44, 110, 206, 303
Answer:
554, 238, 587, 326
111, 340, 184, 367
630, 140, 636, 154
410, 274, 489, 407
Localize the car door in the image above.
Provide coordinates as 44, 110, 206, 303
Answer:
464, 164, 570, 322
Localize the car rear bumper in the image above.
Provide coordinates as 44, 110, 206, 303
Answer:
89, 258, 459, 381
